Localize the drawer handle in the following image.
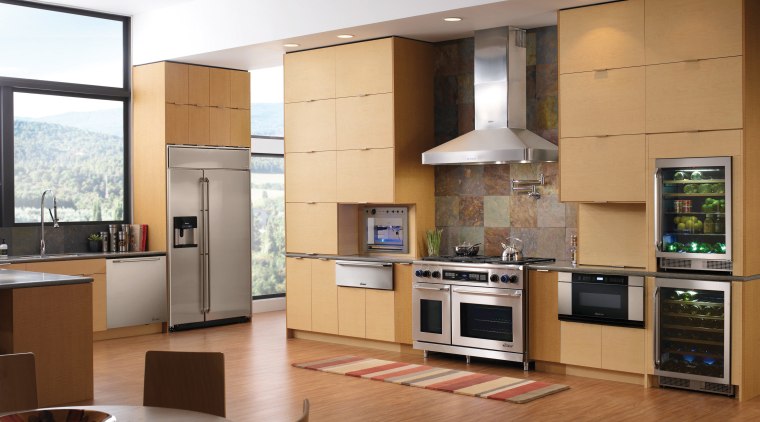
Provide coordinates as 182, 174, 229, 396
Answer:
112, 257, 161, 263
306, 252, 317, 256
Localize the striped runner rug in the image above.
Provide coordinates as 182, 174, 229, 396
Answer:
293, 355, 569, 404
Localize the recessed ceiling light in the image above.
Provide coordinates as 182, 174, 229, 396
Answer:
337, 34, 354, 39
283, 43, 300, 48
444, 17, 463, 22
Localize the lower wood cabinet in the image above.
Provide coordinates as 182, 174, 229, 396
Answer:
337, 286, 395, 342
560, 321, 645, 373
393, 263, 413, 344
528, 270, 561, 362
338, 286, 366, 338
285, 257, 337, 333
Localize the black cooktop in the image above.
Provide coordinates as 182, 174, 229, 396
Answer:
421, 256, 555, 265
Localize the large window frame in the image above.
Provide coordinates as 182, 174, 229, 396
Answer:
0, 0, 131, 226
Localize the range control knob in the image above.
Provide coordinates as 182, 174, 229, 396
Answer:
490, 274, 499, 282
500, 275, 510, 283
422, 270, 431, 278
508, 275, 519, 284
431, 271, 441, 279
415, 270, 424, 277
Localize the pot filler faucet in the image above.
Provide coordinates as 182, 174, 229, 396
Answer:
40, 189, 60, 256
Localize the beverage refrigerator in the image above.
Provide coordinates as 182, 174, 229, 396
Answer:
654, 277, 733, 395
654, 157, 732, 273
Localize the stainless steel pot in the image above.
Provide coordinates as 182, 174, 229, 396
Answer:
454, 243, 480, 256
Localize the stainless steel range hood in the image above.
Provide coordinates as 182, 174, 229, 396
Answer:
422, 27, 558, 165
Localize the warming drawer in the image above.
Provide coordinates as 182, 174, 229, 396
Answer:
335, 260, 393, 290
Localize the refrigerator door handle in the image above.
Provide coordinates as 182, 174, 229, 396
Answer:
199, 177, 207, 314
204, 177, 212, 313
654, 286, 661, 368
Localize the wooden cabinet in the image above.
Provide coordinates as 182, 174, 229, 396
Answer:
336, 148, 394, 203
284, 47, 335, 103
285, 203, 338, 254
647, 130, 743, 159
284, 100, 336, 153
229, 70, 251, 109
165, 104, 190, 144
188, 105, 210, 145
209, 107, 231, 146
646, 57, 743, 133
286, 257, 337, 333
528, 270, 561, 362
578, 203, 647, 267
560, 321, 602, 367
560, 67, 645, 138
165, 62, 189, 104
337, 286, 395, 341
285, 151, 337, 203
229, 108, 251, 147
0, 263, 26, 270
645, 0, 742, 65
336, 93, 394, 150
338, 286, 365, 338
559, 0, 644, 74
560, 322, 645, 374
209, 68, 231, 107
285, 258, 312, 331
560, 134, 646, 202
188, 65, 210, 106
393, 263, 413, 344
335, 38, 393, 97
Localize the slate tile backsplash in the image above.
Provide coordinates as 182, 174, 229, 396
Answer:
0, 224, 110, 256
432, 26, 577, 259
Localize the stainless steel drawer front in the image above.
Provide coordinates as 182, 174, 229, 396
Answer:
335, 260, 393, 290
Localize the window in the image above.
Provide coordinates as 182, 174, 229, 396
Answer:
250, 66, 283, 137
0, 1, 130, 225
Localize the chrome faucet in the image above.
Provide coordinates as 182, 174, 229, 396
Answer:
40, 189, 60, 256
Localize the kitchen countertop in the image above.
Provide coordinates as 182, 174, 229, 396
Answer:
0, 268, 93, 290
528, 260, 760, 282
0, 250, 166, 264
286, 253, 415, 264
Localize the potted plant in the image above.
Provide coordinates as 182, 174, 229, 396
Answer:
87, 233, 102, 253
425, 228, 442, 257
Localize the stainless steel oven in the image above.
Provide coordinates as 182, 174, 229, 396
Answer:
558, 272, 644, 328
452, 285, 523, 353
412, 282, 451, 344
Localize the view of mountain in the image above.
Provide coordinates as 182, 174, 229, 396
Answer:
21, 108, 124, 137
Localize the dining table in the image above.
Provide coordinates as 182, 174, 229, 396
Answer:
0, 405, 233, 421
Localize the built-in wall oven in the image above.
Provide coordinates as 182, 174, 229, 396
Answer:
558, 272, 645, 328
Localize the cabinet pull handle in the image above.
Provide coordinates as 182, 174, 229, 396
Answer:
397, 262, 412, 265
593, 68, 608, 72
684, 58, 701, 63
360, 93, 370, 97
535, 269, 549, 272
306, 201, 316, 204
306, 252, 317, 256
596, 134, 610, 138
318, 258, 328, 261
361, 147, 370, 151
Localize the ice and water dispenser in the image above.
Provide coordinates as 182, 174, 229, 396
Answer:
173, 216, 198, 248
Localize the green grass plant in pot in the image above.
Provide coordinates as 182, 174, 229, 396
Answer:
426, 228, 442, 257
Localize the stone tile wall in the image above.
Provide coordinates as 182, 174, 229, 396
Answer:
432, 26, 578, 259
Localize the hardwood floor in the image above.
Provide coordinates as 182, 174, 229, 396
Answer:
85, 311, 760, 421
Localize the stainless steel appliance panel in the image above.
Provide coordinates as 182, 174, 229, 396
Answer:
335, 260, 393, 290
107, 256, 167, 328
451, 285, 523, 352
168, 145, 250, 170
558, 272, 644, 328
412, 282, 451, 344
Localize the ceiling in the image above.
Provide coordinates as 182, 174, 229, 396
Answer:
31, 0, 610, 70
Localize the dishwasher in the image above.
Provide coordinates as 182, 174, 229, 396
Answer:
106, 256, 167, 328
335, 260, 393, 290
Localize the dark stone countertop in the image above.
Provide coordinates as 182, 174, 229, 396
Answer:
0, 251, 166, 264
0, 269, 93, 290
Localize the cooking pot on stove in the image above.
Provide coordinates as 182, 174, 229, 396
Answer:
501, 237, 523, 261
454, 242, 480, 256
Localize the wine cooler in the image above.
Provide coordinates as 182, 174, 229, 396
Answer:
654, 277, 733, 396
654, 157, 732, 272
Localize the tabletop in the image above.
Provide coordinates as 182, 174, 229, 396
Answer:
1, 405, 233, 421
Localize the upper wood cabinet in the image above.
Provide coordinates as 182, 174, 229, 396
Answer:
188, 65, 210, 106
285, 203, 339, 254
229, 70, 251, 110
647, 130, 743, 159
560, 134, 646, 202
335, 38, 394, 97
284, 47, 336, 103
209, 68, 231, 108
559, 0, 644, 74
578, 203, 647, 268
560, 67, 645, 138
285, 151, 337, 203
645, 0, 742, 65
284, 99, 336, 153
229, 108, 251, 147
336, 148, 395, 203
646, 57, 743, 133
165, 62, 189, 104
336, 93, 394, 150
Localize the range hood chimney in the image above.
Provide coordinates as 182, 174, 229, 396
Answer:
422, 27, 558, 165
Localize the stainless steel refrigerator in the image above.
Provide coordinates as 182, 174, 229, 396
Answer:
167, 145, 251, 330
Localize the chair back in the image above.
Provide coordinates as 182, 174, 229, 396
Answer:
0, 352, 38, 413
297, 398, 310, 422
143, 350, 225, 417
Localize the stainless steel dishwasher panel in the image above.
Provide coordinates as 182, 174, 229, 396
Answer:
107, 256, 167, 328
335, 260, 393, 290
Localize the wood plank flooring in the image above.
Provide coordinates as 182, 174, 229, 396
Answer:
84, 311, 760, 421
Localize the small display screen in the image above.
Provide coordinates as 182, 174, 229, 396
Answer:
442, 270, 488, 282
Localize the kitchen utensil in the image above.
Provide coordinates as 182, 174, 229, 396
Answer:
501, 237, 523, 261
454, 242, 480, 256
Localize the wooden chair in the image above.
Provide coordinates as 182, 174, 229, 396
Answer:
143, 350, 226, 417
296, 398, 310, 422
0, 352, 38, 413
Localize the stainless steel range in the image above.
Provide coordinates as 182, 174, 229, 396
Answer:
412, 256, 554, 369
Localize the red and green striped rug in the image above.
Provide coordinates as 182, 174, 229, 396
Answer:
293, 355, 569, 404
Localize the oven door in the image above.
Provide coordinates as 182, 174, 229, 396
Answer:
412, 282, 451, 344
451, 286, 523, 353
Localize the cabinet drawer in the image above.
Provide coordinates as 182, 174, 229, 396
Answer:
286, 257, 312, 331
336, 148, 394, 203
284, 48, 335, 103
284, 99, 336, 152
559, 0, 644, 74
285, 151, 336, 203
645, 0, 742, 65
647, 130, 742, 159
26, 259, 106, 276
336, 93, 394, 150
335, 38, 393, 98
646, 57, 743, 133
560, 67, 645, 137
285, 203, 338, 254
560, 134, 645, 202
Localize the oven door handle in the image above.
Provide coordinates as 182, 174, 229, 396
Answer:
453, 288, 521, 297
413, 284, 450, 291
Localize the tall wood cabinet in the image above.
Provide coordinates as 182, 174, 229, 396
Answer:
133, 61, 251, 251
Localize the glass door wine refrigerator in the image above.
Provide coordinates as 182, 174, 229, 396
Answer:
655, 157, 732, 272
654, 278, 732, 395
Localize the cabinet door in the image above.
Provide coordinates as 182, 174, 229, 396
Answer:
560, 134, 646, 202
26, 259, 105, 276
393, 263, 413, 344
209, 68, 231, 108
284, 48, 335, 103
188, 65, 210, 106
209, 107, 230, 146
647, 130, 742, 159
338, 286, 365, 338
229, 108, 251, 147
578, 203, 647, 268
646, 57, 742, 133
560, 321, 602, 368
528, 270, 561, 362
311, 259, 338, 334
285, 203, 338, 254
0, 263, 26, 270
559, 0, 644, 74
560, 67, 645, 138
165, 62, 188, 104
645, 0, 742, 65
336, 93, 394, 150
188, 105, 210, 145
366, 289, 395, 342
336, 148, 394, 203
601, 325, 645, 374
335, 38, 393, 97
229, 70, 250, 109
285, 151, 336, 203
165, 104, 189, 144
91, 273, 107, 332
286, 258, 312, 331
284, 99, 336, 153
